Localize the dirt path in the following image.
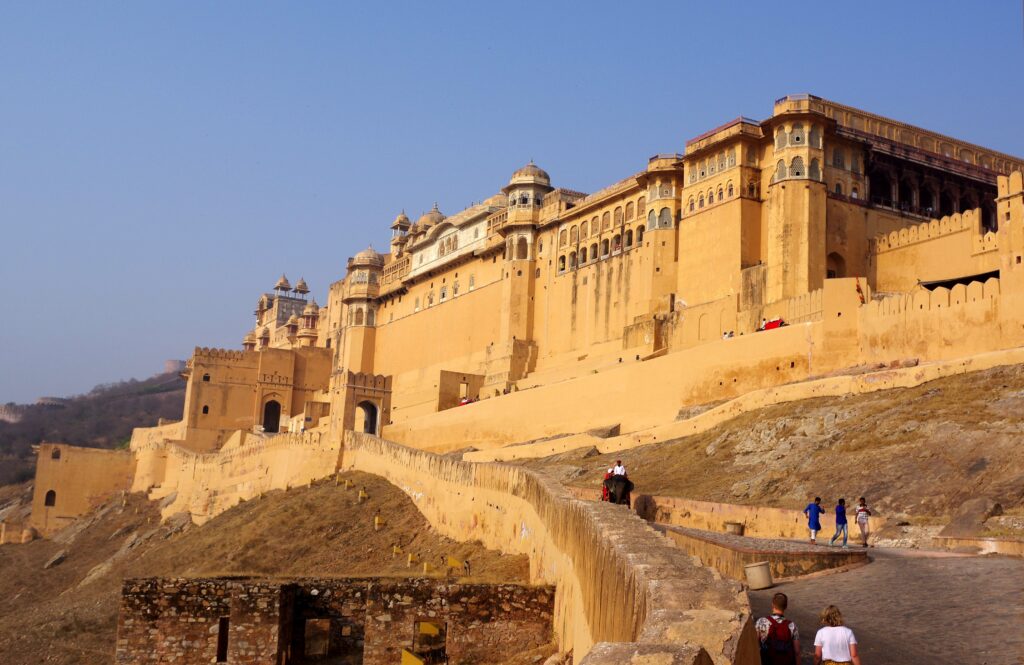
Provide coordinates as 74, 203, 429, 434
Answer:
748, 548, 1024, 665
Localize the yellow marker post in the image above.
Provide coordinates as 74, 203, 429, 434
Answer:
357, 488, 368, 503
374, 515, 385, 531
422, 562, 433, 575
392, 545, 403, 557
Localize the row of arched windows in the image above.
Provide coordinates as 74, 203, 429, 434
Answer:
437, 233, 459, 258
413, 275, 476, 312
347, 306, 377, 326
688, 182, 737, 211
775, 123, 823, 151
832, 183, 860, 199
558, 197, 646, 247
646, 207, 674, 230
690, 148, 738, 183
831, 147, 862, 174
557, 226, 645, 272
772, 157, 822, 183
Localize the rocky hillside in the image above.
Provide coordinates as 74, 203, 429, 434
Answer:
522, 364, 1024, 525
0, 372, 185, 485
0, 472, 528, 665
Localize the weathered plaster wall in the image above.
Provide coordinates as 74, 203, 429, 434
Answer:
30, 443, 136, 536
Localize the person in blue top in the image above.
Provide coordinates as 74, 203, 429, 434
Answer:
829, 498, 849, 548
804, 496, 823, 544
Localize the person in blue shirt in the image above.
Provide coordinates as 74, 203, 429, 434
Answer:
804, 496, 823, 544
829, 498, 849, 548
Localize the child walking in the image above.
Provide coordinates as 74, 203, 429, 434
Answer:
830, 498, 849, 548
804, 496, 823, 544
855, 497, 872, 547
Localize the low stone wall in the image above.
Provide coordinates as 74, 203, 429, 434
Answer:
340, 432, 758, 665
115, 577, 554, 665
657, 525, 867, 582
931, 535, 1024, 557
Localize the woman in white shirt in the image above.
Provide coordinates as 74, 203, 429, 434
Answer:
813, 605, 862, 665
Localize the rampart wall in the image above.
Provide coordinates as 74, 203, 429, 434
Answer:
339, 432, 757, 665
871, 210, 999, 291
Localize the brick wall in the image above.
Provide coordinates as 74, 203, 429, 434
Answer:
115, 577, 554, 665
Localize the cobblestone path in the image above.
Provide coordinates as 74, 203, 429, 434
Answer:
749, 548, 1024, 665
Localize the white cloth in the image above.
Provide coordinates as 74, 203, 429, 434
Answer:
612, 464, 626, 476
814, 625, 857, 662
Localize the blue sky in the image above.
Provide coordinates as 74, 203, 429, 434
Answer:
1, 1, 1022, 403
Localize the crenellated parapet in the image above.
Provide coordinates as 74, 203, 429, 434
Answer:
872, 209, 995, 255
862, 277, 1000, 319
192, 347, 248, 362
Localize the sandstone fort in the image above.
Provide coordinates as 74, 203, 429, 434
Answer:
8, 94, 1024, 664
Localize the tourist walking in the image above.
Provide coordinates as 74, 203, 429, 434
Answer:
813, 605, 861, 665
830, 498, 849, 548
855, 497, 872, 547
804, 496, 823, 544
756, 592, 800, 665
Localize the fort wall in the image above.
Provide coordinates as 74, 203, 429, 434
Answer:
339, 432, 756, 665
30, 443, 136, 536
871, 210, 998, 291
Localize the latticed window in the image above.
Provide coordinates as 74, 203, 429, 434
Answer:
791, 156, 805, 177
808, 158, 821, 181
833, 148, 845, 169
774, 160, 787, 182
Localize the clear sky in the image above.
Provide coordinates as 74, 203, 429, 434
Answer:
2, 1, 1023, 403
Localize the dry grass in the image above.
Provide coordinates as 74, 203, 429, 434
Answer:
521, 364, 1024, 519
0, 471, 527, 665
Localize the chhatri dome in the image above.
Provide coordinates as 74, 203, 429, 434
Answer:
293, 277, 310, 295
352, 246, 385, 267
303, 300, 320, 316
507, 160, 550, 188
391, 211, 411, 228
416, 203, 446, 228
273, 274, 291, 292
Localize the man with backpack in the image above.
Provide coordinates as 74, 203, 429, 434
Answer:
756, 592, 801, 665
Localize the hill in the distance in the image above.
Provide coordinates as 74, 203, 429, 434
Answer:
0, 372, 186, 485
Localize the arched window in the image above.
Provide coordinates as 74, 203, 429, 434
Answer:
428, 291, 435, 306
602, 211, 611, 230
790, 156, 805, 177
832, 148, 845, 169
202, 405, 209, 414
708, 157, 716, 175
625, 229, 633, 246
570, 225, 578, 243
775, 127, 788, 150
791, 123, 805, 144
414, 297, 421, 311
202, 373, 210, 382
558, 229, 567, 247
748, 182, 757, 197
727, 147, 737, 166
516, 236, 529, 260
834, 182, 843, 195
580, 220, 588, 238
50, 448, 61, 460
354, 308, 364, 325
569, 251, 577, 269
367, 309, 376, 325
637, 197, 646, 216
658, 207, 672, 228
612, 234, 622, 251
809, 125, 822, 148
647, 209, 656, 226
636, 225, 645, 244
625, 202, 634, 220
727, 182, 734, 197
580, 247, 588, 262
469, 275, 475, 289
774, 160, 787, 182
601, 239, 610, 256
591, 216, 599, 233
699, 194, 705, 208
689, 198, 695, 212
614, 207, 623, 225
590, 243, 598, 260
717, 187, 724, 202
808, 158, 821, 181
44, 490, 56, 507
851, 187, 859, 200
558, 255, 566, 272
717, 152, 726, 171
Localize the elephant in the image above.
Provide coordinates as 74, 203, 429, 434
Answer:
603, 475, 634, 507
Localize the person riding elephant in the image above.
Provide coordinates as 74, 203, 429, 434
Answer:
603, 475, 634, 507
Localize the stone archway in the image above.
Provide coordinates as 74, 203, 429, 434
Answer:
827, 252, 846, 279
355, 401, 379, 435
263, 400, 281, 433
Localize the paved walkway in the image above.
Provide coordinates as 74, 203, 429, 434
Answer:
748, 548, 1024, 665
